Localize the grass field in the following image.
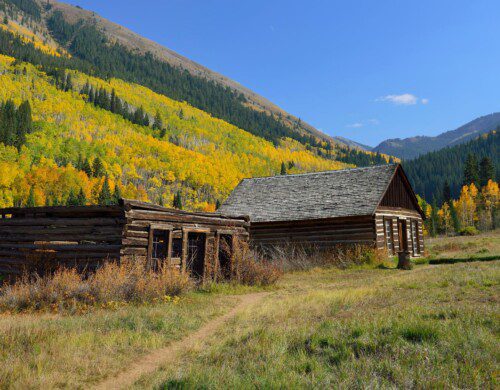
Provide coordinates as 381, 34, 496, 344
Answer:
0, 233, 498, 389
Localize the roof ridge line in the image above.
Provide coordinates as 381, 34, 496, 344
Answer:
241, 163, 398, 181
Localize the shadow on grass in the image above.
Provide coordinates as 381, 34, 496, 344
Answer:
428, 255, 499, 265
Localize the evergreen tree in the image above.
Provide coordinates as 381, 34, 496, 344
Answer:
92, 157, 105, 177
66, 188, 79, 206
173, 191, 183, 209
449, 201, 461, 233
159, 127, 167, 139
215, 199, 221, 210
280, 162, 287, 175
26, 186, 36, 207
1, 99, 17, 146
429, 198, 439, 237
15, 100, 32, 149
64, 73, 73, 92
479, 157, 495, 187
98, 176, 112, 205
463, 153, 479, 186
112, 183, 121, 205
77, 187, 87, 206
3, 16, 8, 25
153, 110, 163, 130
82, 157, 93, 177
443, 181, 451, 204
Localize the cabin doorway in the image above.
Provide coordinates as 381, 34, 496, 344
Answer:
186, 232, 206, 277
398, 219, 408, 251
218, 234, 233, 280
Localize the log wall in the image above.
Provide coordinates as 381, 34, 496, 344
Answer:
250, 215, 377, 251
0, 200, 249, 279
0, 206, 126, 276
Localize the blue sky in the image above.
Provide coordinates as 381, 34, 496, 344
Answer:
66, 0, 500, 146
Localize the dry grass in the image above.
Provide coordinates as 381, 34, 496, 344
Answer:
267, 243, 387, 271
136, 261, 500, 389
230, 240, 283, 287
0, 260, 192, 313
426, 229, 500, 259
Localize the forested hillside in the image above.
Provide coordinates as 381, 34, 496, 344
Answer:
403, 131, 499, 203
0, 55, 353, 209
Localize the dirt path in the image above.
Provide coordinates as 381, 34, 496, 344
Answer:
93, 292, 269, 390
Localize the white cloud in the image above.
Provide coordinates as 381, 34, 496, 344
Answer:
421, 98, 429, 104
377, 93, 422, 105
346, 119, 380, 128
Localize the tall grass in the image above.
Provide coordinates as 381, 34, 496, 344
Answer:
264, 243, 386, 271
0, 260, 192, 313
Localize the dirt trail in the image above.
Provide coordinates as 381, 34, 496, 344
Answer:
93, 292, 269, 390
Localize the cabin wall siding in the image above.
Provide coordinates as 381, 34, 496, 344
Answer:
250, 215, 377, 250
375, 207, 424, 256
0, 206, 126, 275
0, 201, 249, 278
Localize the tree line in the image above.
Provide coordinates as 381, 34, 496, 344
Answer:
421, 154, 498, 237
403, 131, 499, 204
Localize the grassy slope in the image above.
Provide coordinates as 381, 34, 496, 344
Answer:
0, 233, 498, 388
135, 262, 499, 389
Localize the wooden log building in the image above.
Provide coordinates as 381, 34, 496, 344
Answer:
0, 199, 248, 278
219, 164, 425, 256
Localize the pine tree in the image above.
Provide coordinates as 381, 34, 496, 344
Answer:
463, 153, 479, 186
443, 181, 451, 204
159, 127, 167, 139
64, 73, 73, 92
98, 176, 112, 205
3, 16, 8, 25
429, 198, 439, 237
280, 162, 287, 175
66, 188, 79, 206
112, 183, 121, 205
15, 100, 32, 149
449, 201, 461, 233
26, 186, 36, 207
215, 199, 221, 210
479, 157, 495, 187
92, 157, 105, 177
173, 191, 183, 209
1, 99, 17, 146
153, 110, 163, 130
82, 158, 93, 176
77, 188, 87, 206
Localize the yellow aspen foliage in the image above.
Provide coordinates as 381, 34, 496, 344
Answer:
455, 184, 478, 228
437, 202, 452, 236
0, 55, 353, 210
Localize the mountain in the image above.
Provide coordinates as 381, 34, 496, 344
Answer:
332, 136, 372, 151
374, 113, 500, 159
0, 0, 394, 210
1, 0, 348, 147
403, 131, 499, 203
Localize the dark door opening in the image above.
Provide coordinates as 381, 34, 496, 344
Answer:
398, 220, 408, 251
187, 232, 206, 277
218, 234, 233, 279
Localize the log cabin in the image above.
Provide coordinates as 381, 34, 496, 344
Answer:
219, 164, 425, 257
0, 199, 248, 279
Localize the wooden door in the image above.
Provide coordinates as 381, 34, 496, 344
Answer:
398, 219, 408, 251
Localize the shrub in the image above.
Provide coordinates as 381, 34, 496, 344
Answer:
231, 240, 283, 286
0, 260, 192, 313
459, 226, 480, 236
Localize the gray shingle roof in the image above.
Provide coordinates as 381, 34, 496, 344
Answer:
219, 164, 398, 222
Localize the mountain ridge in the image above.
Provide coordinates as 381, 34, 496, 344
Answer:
40, 0, 338, 145
373, 112, 500, 159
